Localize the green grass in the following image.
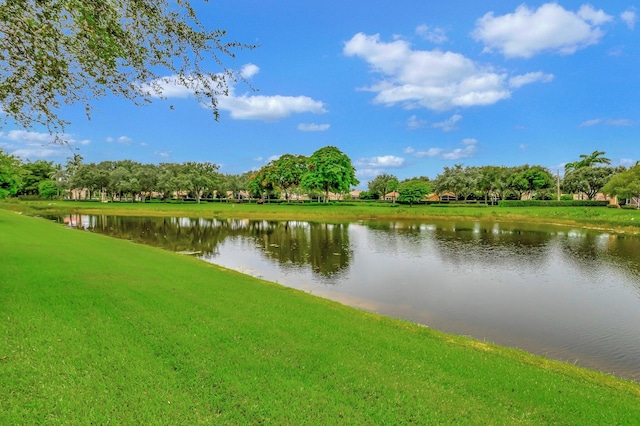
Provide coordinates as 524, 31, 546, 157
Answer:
1, 209, 640, 424
4, 199, 640, 234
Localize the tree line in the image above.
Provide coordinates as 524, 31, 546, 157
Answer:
0, 146, 358, 203
1, 147, 639, 204
361, 151, 637, 205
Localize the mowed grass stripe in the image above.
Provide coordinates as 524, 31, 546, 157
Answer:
1, 210, 639, 424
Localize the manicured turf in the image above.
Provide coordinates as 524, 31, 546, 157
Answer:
1, 209, 639, 424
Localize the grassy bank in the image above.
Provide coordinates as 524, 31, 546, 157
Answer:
1, 210, 639, 423
3, 199, 640, 234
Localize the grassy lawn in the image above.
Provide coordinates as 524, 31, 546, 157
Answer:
1, 209, 640, 424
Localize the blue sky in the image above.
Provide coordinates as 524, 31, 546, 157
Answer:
1, 1, 639, 187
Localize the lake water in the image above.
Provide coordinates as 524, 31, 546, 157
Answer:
53, 214, 640, 382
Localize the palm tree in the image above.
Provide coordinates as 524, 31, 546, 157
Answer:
48, 164, 67, 197
565, 150, 611, 173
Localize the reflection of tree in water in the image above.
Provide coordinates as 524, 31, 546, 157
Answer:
249, 221, 352, 279
557, 231, 640, 285
365, 220, 553, 269
60, 214, 235, 256
58, 215, 352, 280
431, 223, 553, 270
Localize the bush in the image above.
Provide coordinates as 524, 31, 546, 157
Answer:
622, 204, 640, 210
498, 200, 609, 207
428, 203, 489, 208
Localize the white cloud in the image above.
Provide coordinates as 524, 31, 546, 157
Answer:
344, 32, 547, 111
10, 148, 60, 159
432, 114, 462, 132
509, 72, 555, 88
607, 118, 633, 126
580, 118, 633, 127
355, 155, 405, 169
297, 123, 330, 132
356, 168, 385, 180
621, 9, 637, 29
404, 146, 443, 158
577, 4, 614, 25
406, 115, 427, 129
620, 158, 636, 167
155, 151, 171, 159
442, 138, 478, 160
240, 63, 260, 79
107, 135, 133, 145
579, 118, 602, 127
473, 3, 612, 58
218, 93, 326, 121
607, 46, 624, 56
3, 130, 52, 143
416, 24, 448, 44
0, 130, 90, 159
144, 65, 327, 121
405, 139, 478, 160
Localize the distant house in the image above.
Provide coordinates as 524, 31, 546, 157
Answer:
350, 189, 363, 199
626, 196, 640, 208
384, 191, 399, 202
431, 192, 456, 202
571, 193, 612, 202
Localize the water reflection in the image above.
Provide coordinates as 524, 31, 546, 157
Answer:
58, 215, 351, 278
52, 214, 640, 382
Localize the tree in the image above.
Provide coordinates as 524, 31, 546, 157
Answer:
0, 0, 254, 135
17, 160, 55, 195
0, 149, 21, 199
65, 154, 84, 198
38, 179, 58, 199
48, 164, 68, 196
248, 167, 277, 201
432, 164, 476, 200
476, 166, 506, 204
221, 173, 249, 201
506, 165, 553, 200
180, 162, 220, 203
272, 154, 308, 202
157, 163, 186, 201
563, 166, 618, 200
397, 178, 431, 206
135, 163, 158, 202
368, 173, 399, 201
302, 146, 359, 202
603, 165, 640, 206
565, 151, 611, 173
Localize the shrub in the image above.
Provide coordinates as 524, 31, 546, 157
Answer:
498, 200, 609, 207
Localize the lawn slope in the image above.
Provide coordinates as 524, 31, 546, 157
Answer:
1, 210, 639, 424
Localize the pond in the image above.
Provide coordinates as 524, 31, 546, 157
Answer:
52, 214, 640, 382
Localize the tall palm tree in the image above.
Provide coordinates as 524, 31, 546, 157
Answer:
565, 150, 611, 173
48, 164, 67, 196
